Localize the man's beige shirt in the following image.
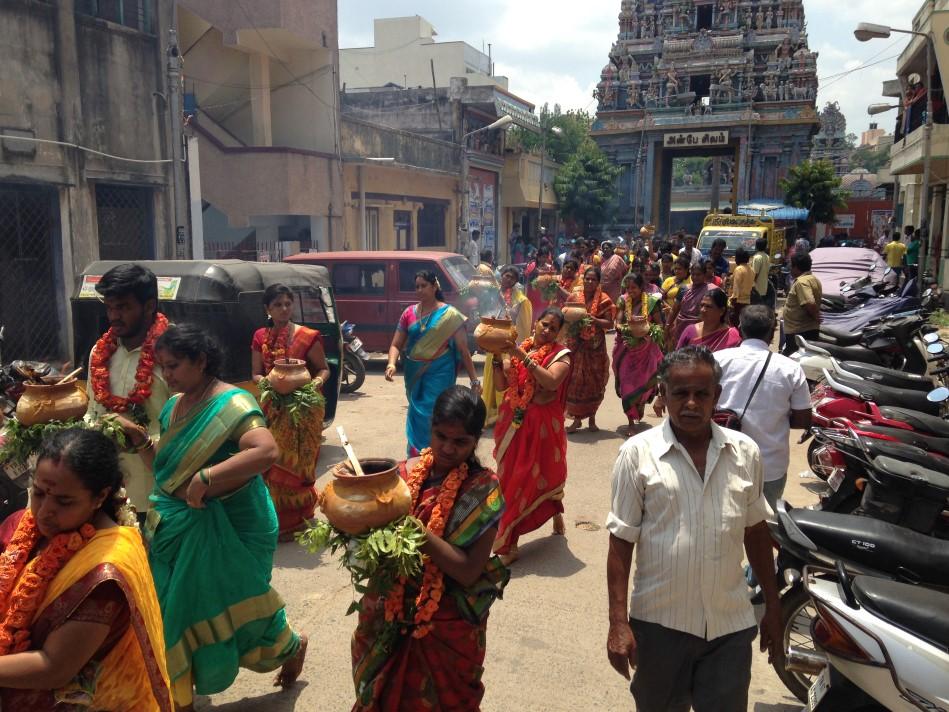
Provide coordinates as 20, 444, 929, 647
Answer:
86, 342, 171, 511
607, 420, 771, 640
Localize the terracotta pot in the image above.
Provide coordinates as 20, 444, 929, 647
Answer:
16, 379, 88, 426
626, 315, 651, 339
562, 304, 588, 323
466, 275, 496, 292
534, 273, 558, 286
267, 358, 310, 395
474, 317, 517, 355
321, 458, 411, 535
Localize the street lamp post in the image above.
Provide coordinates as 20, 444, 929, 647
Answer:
537, 124, 563, 236
459, 115, 514, 253
856, 22, 935, 293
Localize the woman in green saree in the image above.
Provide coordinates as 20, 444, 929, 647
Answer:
123, 325, 307, 711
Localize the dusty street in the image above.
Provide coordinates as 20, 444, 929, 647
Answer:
204, 344, 814, 712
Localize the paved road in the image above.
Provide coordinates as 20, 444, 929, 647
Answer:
203, 344, 816, 711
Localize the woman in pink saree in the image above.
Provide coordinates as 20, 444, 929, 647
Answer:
675, 288, 742, 351
667, 260, 710, 346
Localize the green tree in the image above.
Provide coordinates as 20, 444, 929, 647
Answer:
780, 159, 850, 225
508, 104, 593, 165
849, 143, 890, 173
554, 138, 622, 232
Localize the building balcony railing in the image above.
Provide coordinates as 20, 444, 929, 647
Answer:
889, 120, 949, 176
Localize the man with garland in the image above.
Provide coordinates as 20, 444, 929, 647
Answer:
85, 264, 170, 515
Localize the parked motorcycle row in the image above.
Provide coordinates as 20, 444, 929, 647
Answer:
769, 275, 949, 709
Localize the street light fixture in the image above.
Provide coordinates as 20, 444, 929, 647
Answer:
538, 125, 563, 234
867, 103, 900, 116
855, 21, 935, 293
459, 115, 514, 251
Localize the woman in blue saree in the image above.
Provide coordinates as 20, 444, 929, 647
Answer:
385, 270, 481, 455
129, 325, 307, 711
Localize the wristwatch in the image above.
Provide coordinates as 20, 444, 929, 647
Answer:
470, 379, 481, 389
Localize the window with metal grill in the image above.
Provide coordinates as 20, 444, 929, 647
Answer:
75, 0, 155, 34
95, 184, 155, 261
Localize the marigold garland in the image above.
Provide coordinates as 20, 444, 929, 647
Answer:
90, 312, 169, 421
579, 287, 607, 341
383, 449, 469, 639
0, 511, 96, 655
260, 325, 290, 373
505, 337, 556, 428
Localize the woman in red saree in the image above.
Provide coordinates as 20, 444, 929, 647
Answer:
565, 267, 616, 433
675, 288, 742, 351
0, 428, 171, 711
492, 308, 572, 565
351, 386, 508, 711
252, 283, 331, 539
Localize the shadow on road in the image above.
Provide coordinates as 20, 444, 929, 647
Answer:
203, 682, 307, 711
752, 701, 803, 711
509, 533, 586, 579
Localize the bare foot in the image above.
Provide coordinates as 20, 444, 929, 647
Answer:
565, 419, 582, 434
588, 419, 600, 433
499, 544, 519, 566
274, 633, 308, 688
552, 513, 566, 535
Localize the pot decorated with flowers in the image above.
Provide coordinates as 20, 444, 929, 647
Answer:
267, 358, 310, 396
321, 458, 411, 535
562, 302, 588, 324
474, 317, 517, 356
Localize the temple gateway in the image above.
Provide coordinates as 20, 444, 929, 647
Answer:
592, 0, 820, 234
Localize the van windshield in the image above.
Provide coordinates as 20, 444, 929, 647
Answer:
697, 229, 762, 256
443, 256, 477, 286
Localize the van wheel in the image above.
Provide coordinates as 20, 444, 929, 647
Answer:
341, 352, 366, 394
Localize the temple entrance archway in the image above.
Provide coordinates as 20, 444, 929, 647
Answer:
655, 140, 741, 235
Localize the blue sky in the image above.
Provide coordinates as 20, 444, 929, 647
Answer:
339, 0, 923, 138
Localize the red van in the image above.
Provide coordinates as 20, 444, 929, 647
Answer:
284, 251, 477, 352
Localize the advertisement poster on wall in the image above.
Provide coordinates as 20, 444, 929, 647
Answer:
468, 181, 482, 218
482, 184, 496, 253
870, 209, 893, 241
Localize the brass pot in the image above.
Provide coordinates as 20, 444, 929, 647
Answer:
562, 304, 588, 323
267, 358, 310, 395
16, 379, 89, 426
474, 317, 517, 355
321, 458, 411, 535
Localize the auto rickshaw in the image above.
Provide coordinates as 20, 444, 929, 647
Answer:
71, 260, 343, 425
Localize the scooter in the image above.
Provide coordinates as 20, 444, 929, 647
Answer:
340, 321, 369, 394
805, 570, 949, 711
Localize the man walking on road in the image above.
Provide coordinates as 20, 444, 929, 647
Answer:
715, 306, 811, 509
463, 229, 482, 267
606, 347, 781, 712
750, 237, 775, 309
782, 252, 822, 355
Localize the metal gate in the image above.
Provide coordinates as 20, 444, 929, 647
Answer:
96, 184, 154, 261
0, 185, 65, 360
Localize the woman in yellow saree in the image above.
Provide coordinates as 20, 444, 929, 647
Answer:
482, 265, 533, 426
0, 428, 172, 711
131, 325, 307, 711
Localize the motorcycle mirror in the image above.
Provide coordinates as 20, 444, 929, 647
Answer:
927, 386, 949, 403
927, 342, 945, 355
923, 332, 941, 344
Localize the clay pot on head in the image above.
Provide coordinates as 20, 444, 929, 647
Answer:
267, 358, 310, 395
562, 304, 588, 323
16, 379, 89, 427
321, 458, 411, 535
474, 317, 517, 355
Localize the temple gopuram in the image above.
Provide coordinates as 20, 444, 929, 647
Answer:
592, 0, 820, 234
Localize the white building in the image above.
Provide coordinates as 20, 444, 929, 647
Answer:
340, 16, 508, 91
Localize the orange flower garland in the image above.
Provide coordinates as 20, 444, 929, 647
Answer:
0, 511, 96, 655
579, 287, 607, 341
384, 449, 469, 639
505, 337, 556, 428
260, 325, 290, 373
90, 312, 169, 420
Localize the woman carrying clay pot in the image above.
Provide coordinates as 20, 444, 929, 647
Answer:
251, 283, 331, 539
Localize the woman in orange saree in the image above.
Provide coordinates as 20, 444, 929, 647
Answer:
492, 308, 572, 565
565, 267, 616, 433
350, 386, 508, 711
0, 428, 171, 711
252, 283, 331, 539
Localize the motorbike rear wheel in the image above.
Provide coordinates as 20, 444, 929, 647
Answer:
340, 351, 366, 394
773, 584, 819, 703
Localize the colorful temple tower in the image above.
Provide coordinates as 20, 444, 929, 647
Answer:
592, 0, 820, 233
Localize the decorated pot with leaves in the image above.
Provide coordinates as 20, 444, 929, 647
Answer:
474, 317, 517, 355
321, 458, 411, 535
15, 379, 89, 427
267, 358, 310, 395
562, 303, 588, 324
466, 275, 497, 293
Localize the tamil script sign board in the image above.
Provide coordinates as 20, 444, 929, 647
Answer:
663, 131, 730, 149
835, 214, 856, 229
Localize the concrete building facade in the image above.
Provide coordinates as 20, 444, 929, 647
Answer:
0, 0, 176, 360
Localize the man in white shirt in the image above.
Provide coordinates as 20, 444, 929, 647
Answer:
463, 229, 481, 267
85, 264, 171, 515
678, 233, 702, 266
715, 305, 811, 509
606, 346, 780, 711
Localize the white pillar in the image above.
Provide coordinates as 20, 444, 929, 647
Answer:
187, 134, 205, 259
249, 53, 273, 147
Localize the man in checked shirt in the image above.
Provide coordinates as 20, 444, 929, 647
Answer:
605, 346, 781, 711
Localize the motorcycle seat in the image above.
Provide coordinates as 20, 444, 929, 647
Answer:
806, 340, 883, 365
788, 508, 949, 586
829, 372, 941, 416
852, 576, 949, 653
858, 437, 949, 476
836, 362, 933, 392
858, 423, 949, 457
820, 326, 863, 346
877, 406, 949, 438
871, 455, 949, 492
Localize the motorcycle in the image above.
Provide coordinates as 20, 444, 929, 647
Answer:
340, 321, 369, 394
805, 570, 949, 711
